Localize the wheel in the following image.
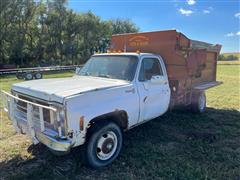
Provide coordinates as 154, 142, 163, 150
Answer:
84, 122, 123, 168
34, 72, 42, 79
16, 72, 24, 79
191, 91, 206, 113
24, 72, 33, 80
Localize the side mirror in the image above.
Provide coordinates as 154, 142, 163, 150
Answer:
75, 67, 82, 74
150, 75, 165, 84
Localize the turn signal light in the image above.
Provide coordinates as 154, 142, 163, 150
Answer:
80, 116, 84, 131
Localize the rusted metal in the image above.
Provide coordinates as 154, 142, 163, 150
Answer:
110, 30, 221, 107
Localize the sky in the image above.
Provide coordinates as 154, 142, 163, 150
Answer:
68, 0, 240, 53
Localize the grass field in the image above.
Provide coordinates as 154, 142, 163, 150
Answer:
0, 64, 239, 179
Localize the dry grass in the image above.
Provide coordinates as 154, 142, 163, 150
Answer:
0, 66, 239, 180
217, 60, 240, 65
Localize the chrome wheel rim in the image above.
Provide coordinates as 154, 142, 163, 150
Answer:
96, 131, 118, 161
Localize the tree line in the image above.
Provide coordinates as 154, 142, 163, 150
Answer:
0, 0, 139, 67
218, 54, 239, 61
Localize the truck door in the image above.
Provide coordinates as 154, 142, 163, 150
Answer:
136, 56, 170, 122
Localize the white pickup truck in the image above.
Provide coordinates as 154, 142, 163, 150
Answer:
2, 30, 221, 168
2, 53, 173, 167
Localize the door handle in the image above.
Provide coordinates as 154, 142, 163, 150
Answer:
143, 96, 148, 103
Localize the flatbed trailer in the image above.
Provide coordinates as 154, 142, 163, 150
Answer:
0, 65, 81, 80
110, 30, 222, 108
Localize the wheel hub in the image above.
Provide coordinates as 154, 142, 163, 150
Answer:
96, 131, 118, 160
101, 138, 114, 154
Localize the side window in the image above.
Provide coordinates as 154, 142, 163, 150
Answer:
139, 58, 163, 81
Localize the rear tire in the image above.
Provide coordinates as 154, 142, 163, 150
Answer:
34, 72, 42, 79
83, 122, 123, 168
25, 72, 33, 80
16, 72, 24, 79
191, 91, 206, 113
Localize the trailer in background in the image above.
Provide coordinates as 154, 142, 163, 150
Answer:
110, 30, 222, 109
0, 65, 82, 80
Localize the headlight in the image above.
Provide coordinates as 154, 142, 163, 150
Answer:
50, 103, 66, 136
59, 109, 65, 122
58, 108, 66, 137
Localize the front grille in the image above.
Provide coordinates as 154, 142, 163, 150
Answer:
14, 93, 56, 133
17, 95, 51, 123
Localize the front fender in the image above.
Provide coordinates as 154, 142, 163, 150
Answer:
64, 84, 139, 146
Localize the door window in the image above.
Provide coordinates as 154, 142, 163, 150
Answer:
139, 58, 163, 81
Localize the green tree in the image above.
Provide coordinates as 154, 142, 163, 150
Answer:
0, 1, 140, 67
45, 0, 67, 65
218, 54, 225, 61
77, 11, 111, 63
11, 0, 37, 66
109, 18, 139, 35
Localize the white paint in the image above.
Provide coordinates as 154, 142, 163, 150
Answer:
12, 76, 129, 103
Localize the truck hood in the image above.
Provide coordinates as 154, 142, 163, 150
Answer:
12, 76, 129, 103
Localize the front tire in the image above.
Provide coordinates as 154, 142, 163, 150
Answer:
84, 122, 123, 168
191, 91, 206, 113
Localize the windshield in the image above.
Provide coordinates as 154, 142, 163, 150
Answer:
78, 55, 138, 81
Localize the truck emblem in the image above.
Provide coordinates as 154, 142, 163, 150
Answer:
128, 35, 149, 47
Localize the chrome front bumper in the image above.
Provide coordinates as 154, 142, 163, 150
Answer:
16, 119, 72, 152
1, 90, 72, 152
35, 131, 72, 152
